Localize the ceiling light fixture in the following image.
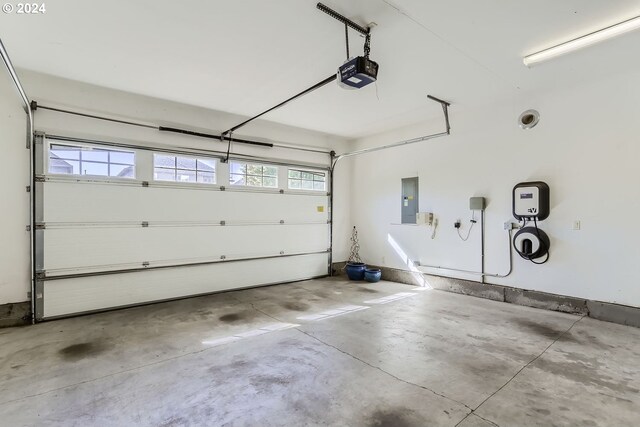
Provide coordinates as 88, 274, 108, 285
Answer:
523, 15, 640, 66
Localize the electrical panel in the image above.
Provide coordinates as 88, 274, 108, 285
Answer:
513, 181, 550, 221
401, 177, 419, 224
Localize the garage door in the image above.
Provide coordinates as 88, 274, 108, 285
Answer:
33, 133, 331, 320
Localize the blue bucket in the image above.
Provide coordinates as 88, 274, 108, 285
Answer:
364, 268, 382, 283
345, 262, 366, 280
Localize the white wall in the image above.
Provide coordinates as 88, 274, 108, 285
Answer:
331, 157, 353, 263
0, 69, 351, 304
6, 65, 637, 309
349, 68, 640, 308
0, 70, 31, 304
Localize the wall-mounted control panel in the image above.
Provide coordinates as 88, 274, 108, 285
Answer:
513, 181, 549, 221
469, 197, 485, 211
401, 177, 419, 224
416, 212, 434, 226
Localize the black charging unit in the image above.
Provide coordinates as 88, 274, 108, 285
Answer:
512, 181, 551, 264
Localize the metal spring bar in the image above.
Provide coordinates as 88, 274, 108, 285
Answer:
333, 94, 451, 162
220, 75, 337, 137
29, 102, 331, 154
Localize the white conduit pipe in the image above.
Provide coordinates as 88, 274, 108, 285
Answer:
419, 228, 514, 279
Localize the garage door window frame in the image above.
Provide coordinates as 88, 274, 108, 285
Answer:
229, 161, 279, 189
153, 153, 217, 185
287, 168, 326, 192
47, 140, 137, 181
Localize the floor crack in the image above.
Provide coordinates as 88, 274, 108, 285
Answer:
248, 303, 286, 324
458, 413, 500, 427
295, 328, 473, 413
455, 315, 586, 426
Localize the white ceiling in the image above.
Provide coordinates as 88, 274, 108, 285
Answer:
2, 0, 639, 138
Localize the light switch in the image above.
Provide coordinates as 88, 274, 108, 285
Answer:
572, 220, 581, 230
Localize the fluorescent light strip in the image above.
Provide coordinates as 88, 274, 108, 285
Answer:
523, 15, 640, 66
364, 292, 418, 305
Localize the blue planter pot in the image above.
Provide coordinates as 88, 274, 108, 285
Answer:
364, 268, 382, 283
345, 262, 366, 280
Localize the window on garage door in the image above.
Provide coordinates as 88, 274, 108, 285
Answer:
48, 142, 136, 178
229, 161, 278, 188
153, 154, 217, 184
288, 169, 326, 191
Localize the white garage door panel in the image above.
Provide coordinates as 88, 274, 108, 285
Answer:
42, 253, 328, 318
37, 135, 331, 319
43, 182, 327, 223
42, 224, 329, 272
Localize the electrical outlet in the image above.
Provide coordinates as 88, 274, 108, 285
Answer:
454, 220, 461, 229
504, 221, 513, 230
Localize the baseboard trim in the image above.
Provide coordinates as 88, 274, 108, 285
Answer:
6, 266, 638, 329
332, 262, 640, 328
0, 301, 30, 328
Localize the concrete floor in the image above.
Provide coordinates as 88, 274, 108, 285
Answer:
0, 277, 638, 426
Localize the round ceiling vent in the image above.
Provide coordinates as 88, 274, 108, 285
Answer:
518, 109, 540, 129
